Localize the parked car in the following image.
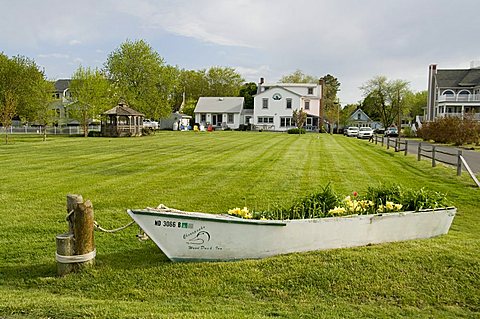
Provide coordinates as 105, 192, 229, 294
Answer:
345, 127, 359, 137
357, 127, 374, 139
143, 119, 159, 130
384, 127, 398, 137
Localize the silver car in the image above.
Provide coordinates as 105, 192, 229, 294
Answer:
345, 127, 359, 137
358, 127, 374, 139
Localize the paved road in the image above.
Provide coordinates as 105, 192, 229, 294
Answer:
373, 137, 480, 174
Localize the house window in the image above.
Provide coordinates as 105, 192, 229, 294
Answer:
306, 117, 312, 125
305, 100, 310, 110
227, 113, 234, 123
257, 117, 273, 124
357, 113, 361, 120
308, 87, 313, 95
201, 114, 206, 122
262, 98, 268, 109
280, 117, 295, 127
286, 98, 292, 109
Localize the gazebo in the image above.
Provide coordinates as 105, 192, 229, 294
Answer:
101, 102, 145, 137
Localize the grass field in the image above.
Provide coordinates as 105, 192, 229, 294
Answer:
0, 132, 479, 318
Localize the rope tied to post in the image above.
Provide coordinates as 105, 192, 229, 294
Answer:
94, 220, 136, 233
56, 249, 96, 264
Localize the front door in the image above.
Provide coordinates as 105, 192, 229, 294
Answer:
212, 114, 218, 126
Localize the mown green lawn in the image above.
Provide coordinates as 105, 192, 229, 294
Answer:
0, 132, 478, 318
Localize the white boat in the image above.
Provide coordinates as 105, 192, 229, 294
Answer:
127, 206, 456, 262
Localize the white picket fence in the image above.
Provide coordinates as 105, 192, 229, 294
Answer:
0, 125, 101, 136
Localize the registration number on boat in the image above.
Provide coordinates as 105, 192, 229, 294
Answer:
155, 220, 177, 227
155, 220, 194, 229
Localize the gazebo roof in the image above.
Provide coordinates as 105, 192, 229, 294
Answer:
104, 102, 145, 116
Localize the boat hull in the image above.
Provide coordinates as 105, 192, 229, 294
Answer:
127, 207, 456, 262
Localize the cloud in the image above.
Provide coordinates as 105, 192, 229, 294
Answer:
2, 0, 480, 104
37, 53, 70, 59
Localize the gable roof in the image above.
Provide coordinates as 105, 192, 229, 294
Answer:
435, 69, 480, 88
194, 97, 244, 113
256, 83, 320, 99
54, 79, 71, 92
104, 102, 144, 116
256, 85, 302, 98
349, 108, 372, 121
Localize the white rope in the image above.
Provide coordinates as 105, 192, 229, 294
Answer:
94, 220, 136, 233
56, 249, 96, 264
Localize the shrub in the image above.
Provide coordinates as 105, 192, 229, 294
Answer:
417, 115, 480, 145
87, 130, 102, 137
142, 127, 153, 135
287, 128, 306, 134
402, 126, 416, 137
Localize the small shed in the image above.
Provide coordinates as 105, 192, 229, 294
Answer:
101, 102, 144, 137
159, 112, 192, 130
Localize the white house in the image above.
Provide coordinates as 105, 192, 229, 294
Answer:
427, 62, 480, 122
253, 79, 322, 131
347, 109, 382, 129
194, 97, 246, 129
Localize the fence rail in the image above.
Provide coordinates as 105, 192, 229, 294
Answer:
371, 134, 463, 176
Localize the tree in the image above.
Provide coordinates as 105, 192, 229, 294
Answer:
320, 74, 341, 129
340, 104, 358, 127
204, 66, 244, 97
360, 93, 382, 122
69, 66, 112, 137
172, 67, 244, 113
31, 79, 55, 141
292, 108, 307, 129
280, 69, 318, 83
360, 76, 410, 129
105, 39, 175, 119
405, 90, 427, 119
238, 82, 257, 109
0, 53, 47, 143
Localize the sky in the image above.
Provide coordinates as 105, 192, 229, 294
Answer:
1, 0, 480, 105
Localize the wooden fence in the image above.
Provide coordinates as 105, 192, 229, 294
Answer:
371, 135, 463, 176
371, 134, 409, 155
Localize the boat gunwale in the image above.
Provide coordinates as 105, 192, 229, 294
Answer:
128, 207, 456, 226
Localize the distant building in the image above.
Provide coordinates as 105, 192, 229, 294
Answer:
347, 109, 382, 129
427, 63, 480, 122
101, 102, 144, 137
253, 79, 321, 131
51, 79, 74, 126
194, 97, 246, 130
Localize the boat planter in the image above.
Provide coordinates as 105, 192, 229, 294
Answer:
127, 206, 456, 262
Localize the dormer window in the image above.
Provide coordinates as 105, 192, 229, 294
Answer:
308, 87, 313, 95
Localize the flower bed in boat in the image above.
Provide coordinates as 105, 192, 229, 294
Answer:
228, 184, 450, 220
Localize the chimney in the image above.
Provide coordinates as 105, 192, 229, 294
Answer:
257, 77, 265, 94
426, 64, 437, 122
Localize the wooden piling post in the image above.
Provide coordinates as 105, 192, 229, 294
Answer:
417, 142, 422, 161
56, 194, 96, 276
404, 140, 408, 156
55, 233, 74, 276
